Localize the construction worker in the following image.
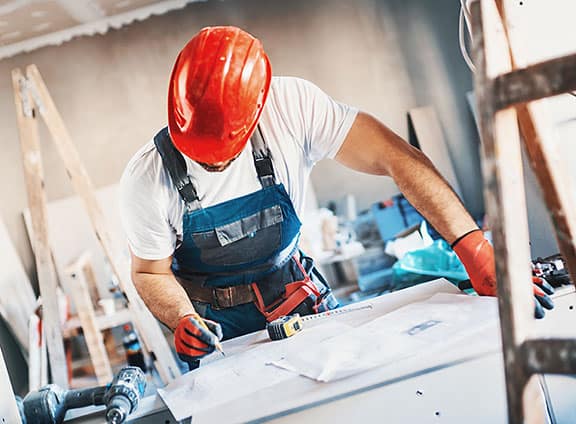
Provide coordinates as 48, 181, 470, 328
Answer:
119, 26, 553, 367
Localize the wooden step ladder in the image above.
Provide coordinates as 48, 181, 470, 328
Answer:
11, 65, 181, 387
470, 0, 576, 422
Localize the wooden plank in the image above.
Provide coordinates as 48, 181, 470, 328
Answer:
494, 53, 576, 109
103, 329, 125, 365
493, 1, 576, 416
471, 1, 536, 423
23, 187, 130, 343
28, 313, 48, 391
11, 68, 68, 388
25, 65, 180, 383
407, 106, 462, 197
23, 184, 123, 313
0, 345, 23, 424
78, 252, 126, 366
517, 106, 576, 286
64, 253, 113, 385
62, 309, 131, 339
522, 339, 576, 374
27, 314, 41, 391
81, 256, 101, 310
0, 217, 37, 354
496, 0, 576, 292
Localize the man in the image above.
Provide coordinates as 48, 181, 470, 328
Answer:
120, 26, 553, 367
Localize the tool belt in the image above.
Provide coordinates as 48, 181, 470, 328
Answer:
178, 281, 257, 309
178, 253, 334, 322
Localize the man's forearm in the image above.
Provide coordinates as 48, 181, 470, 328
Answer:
389, 147, 478, 244
336, 112, 478, 244
132, 271, 196, 330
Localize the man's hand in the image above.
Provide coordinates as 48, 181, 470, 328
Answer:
452, 229, 554, 318
532, 276, 555, 319
175, 313, 223, 365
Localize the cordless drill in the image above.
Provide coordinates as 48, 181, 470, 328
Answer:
20, 366, 146, 424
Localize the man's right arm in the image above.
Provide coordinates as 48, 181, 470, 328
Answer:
130, 252, 196, 331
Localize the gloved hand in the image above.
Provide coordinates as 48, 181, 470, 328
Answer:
174, 313, 223, 368
452, 229, 554, 318
531, 276, 555, 319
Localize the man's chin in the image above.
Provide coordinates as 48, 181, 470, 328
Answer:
197, 162, 231, 172
196, 153, 241, 172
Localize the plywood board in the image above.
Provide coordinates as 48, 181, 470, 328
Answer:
0, 217, 36, 354
0, 345, 23, 424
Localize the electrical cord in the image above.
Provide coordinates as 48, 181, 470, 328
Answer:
538, 374, 557, 424
460, 2, 575, 101
459, 0, 476, 72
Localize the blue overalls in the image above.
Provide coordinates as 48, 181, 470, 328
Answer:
154, 126, 338, 341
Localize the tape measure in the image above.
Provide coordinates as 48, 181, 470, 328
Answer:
266, 314, 303, 340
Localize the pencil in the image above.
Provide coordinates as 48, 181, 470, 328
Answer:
194, 314, 225, 356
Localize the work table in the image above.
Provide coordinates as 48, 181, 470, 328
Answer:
66, 280, 576, 424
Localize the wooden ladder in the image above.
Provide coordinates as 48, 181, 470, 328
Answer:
11, 65, 181, 387
471, 0, 576, 422
64, 253, 115, 385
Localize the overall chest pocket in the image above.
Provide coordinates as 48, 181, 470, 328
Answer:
190, 205, 284, 267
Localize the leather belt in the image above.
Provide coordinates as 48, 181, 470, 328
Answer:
177, 277, 256, 309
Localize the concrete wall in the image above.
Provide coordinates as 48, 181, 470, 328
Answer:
388, 0, 483, 213
0, 0, 557, 390
0, 0, 427, 281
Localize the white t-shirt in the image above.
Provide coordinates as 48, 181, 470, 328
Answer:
120, 77, 358, 260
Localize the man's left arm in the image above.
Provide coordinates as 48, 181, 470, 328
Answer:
335, 112, 554, 316
335, 111, 477, 244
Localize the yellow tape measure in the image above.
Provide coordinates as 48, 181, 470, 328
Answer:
266, 314, 303, 340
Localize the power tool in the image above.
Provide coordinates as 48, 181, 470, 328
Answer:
532, 254, 571, 287
20, 366, 146, 424
267, 313, 303, 340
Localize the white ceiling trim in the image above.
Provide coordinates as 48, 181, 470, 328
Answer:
0, 0, 31, 16
56, 0, 106, 23
0, 0, 207, 60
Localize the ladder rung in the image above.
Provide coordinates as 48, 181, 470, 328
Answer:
522, 339, 576, 374
494, 53, 576, 110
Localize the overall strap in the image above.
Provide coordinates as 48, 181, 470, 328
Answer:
153, 127, 201, 211
250, 125, 276, 188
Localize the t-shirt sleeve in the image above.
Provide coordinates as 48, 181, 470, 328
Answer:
119, 156, 178, 261
284, 77, 358, 164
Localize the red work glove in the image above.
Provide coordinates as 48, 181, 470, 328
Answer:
174, 313, 223, 368
452, 229, 554, 318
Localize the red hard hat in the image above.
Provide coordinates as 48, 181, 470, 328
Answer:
168, 26, 272, 164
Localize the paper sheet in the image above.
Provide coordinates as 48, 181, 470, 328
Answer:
157, 321, 351, 421
271, 293, 498, 382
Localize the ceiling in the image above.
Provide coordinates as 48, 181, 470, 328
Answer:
0, 0, 203, 59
